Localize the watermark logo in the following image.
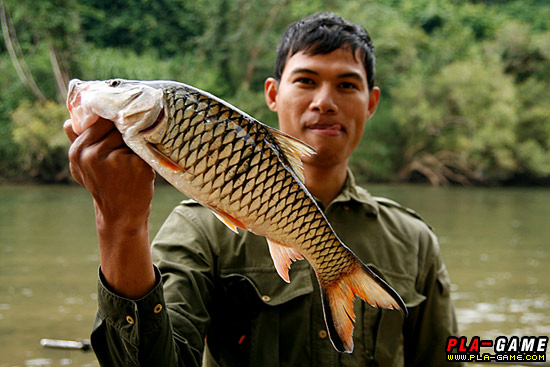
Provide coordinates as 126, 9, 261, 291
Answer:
446, 336, 548, 363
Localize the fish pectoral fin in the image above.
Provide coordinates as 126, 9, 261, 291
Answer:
211, 209, 246, 234
266, 238, 304, 283
267, 127, 316, 183
147, 143, 183, 172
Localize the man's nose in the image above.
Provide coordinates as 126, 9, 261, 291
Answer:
309, 84, 338, 114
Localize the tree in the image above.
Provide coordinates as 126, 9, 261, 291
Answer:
394, 57, 519, 185
491, 22, 550, 182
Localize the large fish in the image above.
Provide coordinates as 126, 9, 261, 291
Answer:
66, 78, 406, 353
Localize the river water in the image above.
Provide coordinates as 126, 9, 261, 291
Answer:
0, 184, 548, 366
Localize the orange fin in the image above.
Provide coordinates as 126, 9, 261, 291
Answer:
320, 261, 407, 353
211, 209, 246, 234
148, 143, 182, 171
267, 127, 316, 183
266, 238, 304, 283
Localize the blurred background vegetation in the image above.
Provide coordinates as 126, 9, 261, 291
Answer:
0, 0, 548, 185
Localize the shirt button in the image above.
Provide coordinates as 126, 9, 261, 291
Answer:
126, 315, 135, 325
343, 205, 350, 211
319, 330, 328, 339
153, 304, 163, 314
261, 295, 271, 302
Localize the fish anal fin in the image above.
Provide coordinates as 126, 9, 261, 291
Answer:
211, 209, 246, 234
319, 261, 407, 353
266, 238, 304, 283
267, 127, 316, 183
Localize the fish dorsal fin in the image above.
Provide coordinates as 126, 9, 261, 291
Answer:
268, 127, 316, 183
211, 209, 246, 234
266, 238, 305, 283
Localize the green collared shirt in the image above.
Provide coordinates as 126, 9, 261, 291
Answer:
92, 171, 461, 366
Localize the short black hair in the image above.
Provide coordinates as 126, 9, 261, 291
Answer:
274, 12, 376, 91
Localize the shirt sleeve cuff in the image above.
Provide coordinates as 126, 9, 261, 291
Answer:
96, 265, 168, 336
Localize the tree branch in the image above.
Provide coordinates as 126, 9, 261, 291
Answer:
242, 0, 290, 90
1, 0, 47, 102
49, 46, 68, 101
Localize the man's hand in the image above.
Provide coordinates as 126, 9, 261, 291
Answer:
64, 117, 155, 225
64, 118, 157, 299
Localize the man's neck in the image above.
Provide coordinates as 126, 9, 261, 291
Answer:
303, 162, 348, 208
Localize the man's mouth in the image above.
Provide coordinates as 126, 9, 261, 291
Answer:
307, 123, 344, 136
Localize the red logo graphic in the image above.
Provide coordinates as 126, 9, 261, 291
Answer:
446, 336, 548, 363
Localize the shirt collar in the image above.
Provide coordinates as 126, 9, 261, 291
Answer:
328, 168, 379, 216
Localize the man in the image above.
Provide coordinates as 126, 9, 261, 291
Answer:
65, 12, 460, 366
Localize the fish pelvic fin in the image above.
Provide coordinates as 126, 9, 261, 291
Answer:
266, 238, 304, 283
320, 261, 407, 353
211, 209, 247, 234
267, 127, 316, 183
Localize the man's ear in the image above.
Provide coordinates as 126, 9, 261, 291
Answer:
366, 86, 381, 120
264, 77, 278, 112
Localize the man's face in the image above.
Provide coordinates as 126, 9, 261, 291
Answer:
265, 47, 380, 169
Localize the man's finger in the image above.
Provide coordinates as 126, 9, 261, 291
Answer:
68, 161, 84, 186
97, 124, 127, 150
68, 118, 114, 179
76, 118, 117, 146
64, 119, 78, 143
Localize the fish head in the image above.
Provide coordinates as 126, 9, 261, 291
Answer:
67, 78, 165, 137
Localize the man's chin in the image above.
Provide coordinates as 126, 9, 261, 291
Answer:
302, 151, 345, 168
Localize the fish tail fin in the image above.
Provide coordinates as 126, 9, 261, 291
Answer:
320, 261, 407, 353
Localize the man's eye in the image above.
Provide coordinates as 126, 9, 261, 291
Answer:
339, 82, 357, 89
296, 78, 315, 85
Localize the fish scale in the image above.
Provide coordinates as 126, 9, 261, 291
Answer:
67, 78, 406, 353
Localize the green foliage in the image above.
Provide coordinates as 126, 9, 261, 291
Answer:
350, 102, 404, 183
3, 0, 82, 85
78, 0, 204, 57
513, 77, 550, 179
3, 0, 80, 50
0, 0, 549, 185
496, 0, 550, 32
0, 53, 34, 180
11, 100, 70, 182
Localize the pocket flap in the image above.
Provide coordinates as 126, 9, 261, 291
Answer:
366, 263, 426, 308
221, 262, 314, 306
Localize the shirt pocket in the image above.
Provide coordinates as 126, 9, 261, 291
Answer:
357, 264, 425, 367
214, 263, 314, 367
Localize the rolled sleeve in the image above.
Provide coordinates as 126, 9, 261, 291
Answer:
91, 266, 182, 366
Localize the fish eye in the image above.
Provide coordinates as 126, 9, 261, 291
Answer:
108, 79, 121, 87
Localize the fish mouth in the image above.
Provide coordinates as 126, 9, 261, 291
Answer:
67, 89, 99, 135
67, 79, 83, 109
